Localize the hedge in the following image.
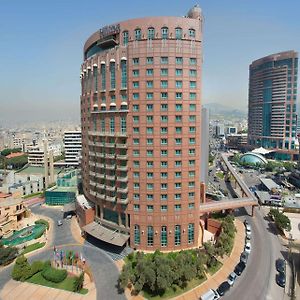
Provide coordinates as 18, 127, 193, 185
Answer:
30, 261, 45, 276
42, 266, 67, 283
35, 219, 49, 230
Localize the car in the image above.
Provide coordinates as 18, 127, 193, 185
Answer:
245, 223, 251, 231
227, 272, 237, 286
200, 288, 220, 300
245, 232, 251, 240
276, 258, 286, 274
240, 251, 249, 264
57, 220, 63, 226
66, 214, 72, 220
244, 219, 249, 226
244, 242, 251, 254
216, 281, 230, 296
234, 261, 246, 276
276, 272, 286, 288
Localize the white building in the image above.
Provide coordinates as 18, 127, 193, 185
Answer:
64, 131, 82, 166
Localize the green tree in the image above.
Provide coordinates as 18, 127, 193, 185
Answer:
0, 246, 18, 266
73, 272, 84, 292
11, 255, 32, 281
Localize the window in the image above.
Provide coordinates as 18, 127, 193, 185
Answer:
161, 150, 168, 156
176, 92, 182, 99
175, 193, 181, 200
189, 115, 196, 122
101, 118, 105, 132
110, 61, 116, 89
133, 150, 139, 156
133, 127, 139, 134
161, 172, 168, 178
133, 172, 139, 178
175, 183, 181, 189
175, 127, 182, 134
175, 204, 181, 211
147, 104, 153, 111
175, 149, 181, 156
123, 31, 129, 46
133, 116, 139, 123
161, 161, 168, 168
161, 183, 168, 189
161, 194, 168, 200
161, 92, 168, 99
189, 171, 195, 177
175, 27, 182, 40
147, 116, 153, 123
133, 81, 139, 88
148, 27, 155, 40
161, 27, 168, 39
147, 172, 153, 179
188, 203, 195, 209
147, 138, 153, 145
146, 69, 154, 76
93, 66, 98, 92
175, 160, 182, 167
134, 225, 140, 245
134, 193, 140, 200
161, 57, 168, 64
110, 117, 115, 133
176, 80, 183, 88
135, 28, 141, 40
190, 69, 197, 77
161, 226, 167, 247
147, 57, 153, 64
161, 127, 168, 134
147, 226, 154, 246
161, 80, 168, 88
147, 81, 153, 88
134, 182, 140, 189
161, 205, 168, 212
175, 225, 181, 246
147, 92, 153, 100
175, 104, 182, 111
147, 194, 154, 200
175, 138, 182, 145
161, 104, 168, 111
133, 160, 140, 167
133, 58, 139, 65
133, 70, 139, 77
175, 171, 181, 178
176, 57, 183, 64
175, 115, 182, 122
190, 92, 196, 100
161, 69, 168, 76
190, 81, 196, 89
189, 104, 196, 111
121, 60, 127, 89
189, 28, 196, 38
190, 58, 197, 65
101, 64, 106, 90
147, 161, 153, 168
189, 181, 195, 188
189, 160, 195, 166
147, 205, 154, 213
133, 138, 139, 145
134, 204, 140, 211
147, 183, 154, 190
147, 150, 153, 157
161, 138, 168, 145
189, 127, 196, 133
161, 115, 168, 122
188, 223, 194, 244
120, 117, 126, 133
133, 104, 139, 112
176, 69, 183, 76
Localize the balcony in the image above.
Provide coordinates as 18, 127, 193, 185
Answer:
89, 171, 96, 177
116, 165, 128, 171
96, 163, 105, 168
116, 154, 128, 160
89, 180, 97, 186
106, 153, 115, 159
106, 185, 116, 192
116, 143, 127, 149
90, 191, 96, 196
106, 164, 116, 170
97, 194, 106, 200
117, 187, 128, 193
88, 151, 96, 156
89, 161, 96, 167
117, 176, 128, 182
98, 183, 105, 189
96, 153, 105, 158
105, 143, 115, 148
95, 173, 105, 179
88, 131, 127, 137
106, 195, 116, 202
118, 198, 129, 205
95, 142, 105, 147
106, 174, 115, 181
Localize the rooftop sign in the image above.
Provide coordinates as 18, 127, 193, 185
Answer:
99, 24, 120, 39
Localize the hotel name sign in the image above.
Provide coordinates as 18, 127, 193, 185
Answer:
99, 24, 120, 39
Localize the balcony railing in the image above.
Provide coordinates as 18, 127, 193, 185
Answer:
106, 195, 116, 202
116, 165, 128, 171
117, 176, 128, 182
117, 187, 128, 193
106, 186, 116, 192
88, 131, 127, 137
106, 174, 115, 181
106, 164, 116, 170
116, 143, 127, 149
118, 198, 129, 205
116, 154, 128, 160
106, 153, 115, 159
105, 143, 115, 148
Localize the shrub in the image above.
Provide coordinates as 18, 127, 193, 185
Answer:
42, 266, 67, 283
30, 261, 44, 276
73, 272, 85, 292
35, 219, 49, 230
34, 229, 45, 239
11, 255, 32, 281
0, 246, 18, 266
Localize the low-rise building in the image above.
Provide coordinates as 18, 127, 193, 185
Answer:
226, 133, 248, 150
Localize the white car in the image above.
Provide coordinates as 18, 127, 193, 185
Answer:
244, 242, 251, 254
227, 272, 237, 286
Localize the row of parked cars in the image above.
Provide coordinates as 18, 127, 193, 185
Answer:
200, 220, 252, 300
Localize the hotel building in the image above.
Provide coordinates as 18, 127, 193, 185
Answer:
80, 5, 204, 251
248, 51, 298, 151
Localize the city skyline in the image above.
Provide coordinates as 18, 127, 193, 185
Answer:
0, 0, 299, 124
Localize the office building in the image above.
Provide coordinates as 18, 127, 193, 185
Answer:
200, 107, 209, 185
80, 5, 203, 251
64, 131, 82, 166
248, 51, 298, 151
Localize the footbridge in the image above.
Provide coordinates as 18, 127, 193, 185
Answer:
199, 153, 258, 216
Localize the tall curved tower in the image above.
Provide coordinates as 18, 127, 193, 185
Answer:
80, 5, 204, 251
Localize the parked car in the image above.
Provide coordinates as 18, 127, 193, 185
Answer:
244, 242, 251, 254
276, 272, 286, 288
66, 214, 72, 220
244, 220, 249, 226
240, 251, 249, 264
245, 232, 251, 240
234, 261, 246, 276
227, 272, 237, 286
276, 258, 286, 274
200, 288, 220, 300
57, 220, 63, 226
217, 281, 230, 296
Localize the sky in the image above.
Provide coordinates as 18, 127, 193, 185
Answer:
0, 0, 299, 125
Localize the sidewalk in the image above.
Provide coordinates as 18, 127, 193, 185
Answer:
124, 220, 245, 300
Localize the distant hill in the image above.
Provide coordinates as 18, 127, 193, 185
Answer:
203, 103, 247, 118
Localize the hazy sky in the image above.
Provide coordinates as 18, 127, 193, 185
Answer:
0, 0, 299, 124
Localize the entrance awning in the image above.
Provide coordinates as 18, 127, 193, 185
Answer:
63, 202, 76, 213
83, 221, 129, 247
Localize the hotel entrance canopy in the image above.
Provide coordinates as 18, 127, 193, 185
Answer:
83, 222, 129, 247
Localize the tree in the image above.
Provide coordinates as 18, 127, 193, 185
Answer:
0, 246, 18, 266
11, 255, 32, 281
73, 272, 85, 292
119, 264, 132, 289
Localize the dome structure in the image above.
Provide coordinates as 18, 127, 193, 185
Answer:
240, 152, 268, 165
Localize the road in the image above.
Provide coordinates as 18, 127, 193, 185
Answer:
221, 207, 285, 300
0, 205, 126, 300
